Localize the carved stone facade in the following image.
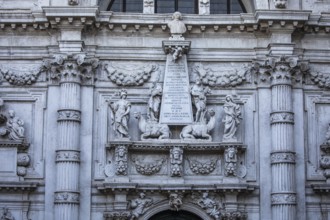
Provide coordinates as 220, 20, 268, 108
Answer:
0, 1, 330, 220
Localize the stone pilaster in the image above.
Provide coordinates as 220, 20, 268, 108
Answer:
45, 53, 98, 220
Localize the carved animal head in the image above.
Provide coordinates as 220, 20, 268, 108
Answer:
133, 112, 141, 119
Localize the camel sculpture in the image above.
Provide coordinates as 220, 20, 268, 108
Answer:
134, 112, 171, 141
180, 109, 216, 141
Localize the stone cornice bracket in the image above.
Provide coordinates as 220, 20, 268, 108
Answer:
43, 53, 99, 85
251, 56, 309, 86
162, 40, 191, 55
42, 6, 99, 28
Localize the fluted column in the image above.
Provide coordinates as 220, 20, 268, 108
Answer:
269, 57, 296, 220
45, 54, 98, 220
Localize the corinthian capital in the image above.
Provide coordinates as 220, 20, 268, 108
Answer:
43, 53, 99, 85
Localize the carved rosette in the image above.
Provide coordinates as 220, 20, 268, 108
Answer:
270, 152, 295, 164
17, 153, 30, 177
115, 146, 128, 176
56, 150, 80, 163
271, 193, 296, 205
57, 109, 81, 122
54, 191, 80, 204
188, 158, 217, 175
270, 112, 294, 125
105, 63, 157, 86
43, 53, 99, 85
104, 211, 131, 220
132, 157, 165, 176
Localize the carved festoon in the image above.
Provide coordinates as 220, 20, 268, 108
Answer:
167, 11, 187, 40
0, 207, 15, 220
169, 193, 183, 211
132, 157, 165, 175
222, 95, 242, 142
193, 64, 247, 87
180, 109, 216, 141
115, 146, 128, 176
310, 71, 330, 89
105, 63, 157, 86
129, 193, 153, 220
170, 146, 183, 177
134, 112, 171, 140
0, 68, 42, 86
224, 146, 238, 177
190, 78, 211, 122
110, 90, 131, 139
188, 158, 217, 175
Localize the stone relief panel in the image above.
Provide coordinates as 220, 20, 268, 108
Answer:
185, 154, 221, 176
0, 89, 46, 180
130, 153, 168, 176
305, 92, 330, 180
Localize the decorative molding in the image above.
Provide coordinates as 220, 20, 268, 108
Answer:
57, 109, 81, 122
193, 64, 248, 87
54, 191, 80, 204
309, 71, 330, 89
56, 150, 80, 163
104, 62, 157, 86
271, 193, 296, 205
270, 112, 294, 124
132, 157, 165, 176
187, 158, 217, 175
270, 152, 295, 164
104, 211, 131, 220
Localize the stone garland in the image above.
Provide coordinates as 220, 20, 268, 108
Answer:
187, 158, 217, 175
132, 157, 166, 176
1, 69, 41, 86
104, 63, 158, 86
310, 71, 330, 89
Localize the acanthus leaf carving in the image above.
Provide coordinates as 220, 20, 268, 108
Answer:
221, 211, 248, 220
193, 63, 248, 87
104, 211, 131, 220
271, 193, 296, 205
270, 152, 295, 164
105, 62, 157, 86
132, 156, 165, 176
54, 191, 80, 204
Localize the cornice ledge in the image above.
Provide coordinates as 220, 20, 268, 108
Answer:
311, 184, 330, 193
0, 181, 39, 191
42, 6, 99, 18
255, 10, 311, 22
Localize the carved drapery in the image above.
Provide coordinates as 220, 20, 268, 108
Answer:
44, 53, 98, 220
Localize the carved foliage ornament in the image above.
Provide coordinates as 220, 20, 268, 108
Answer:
271, 193, 296, 205
43, 53, 99, 84
270, 152, 295, 164
54, 192, 80, 204
0, 67, 43, 86
250, 56, 309, 85
188, 158, 217, 175
193, 64, 248, 87
310, 71, 330, 89
56, 150, 80, 163
104, 211, 131, 220
57, 109, 81, 122
270, 112, 294, 124
221, 211, 247, 220
132, 157, 165, 175
105, 62, 157, 86
320, 124, 330, 179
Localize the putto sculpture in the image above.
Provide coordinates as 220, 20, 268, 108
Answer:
109, 89, 131, 139
169, 193, 183, 211
190, 78, 211, 123
222, 95, 242, 142
195, 192, 221, 220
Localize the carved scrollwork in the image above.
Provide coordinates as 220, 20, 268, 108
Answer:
187, 158, 217, 175
57, 109, 81, 122
270, 152, 295, 164
56, 150, 80, 163
193, 64, 248, 87
54, 191, 80, 204
270, 112, 294, 124
310, 72, 330, 88
132, 157, 165, 176
104, 62, 157, 86
104, 211, 131, 220
271, 193, 296, 205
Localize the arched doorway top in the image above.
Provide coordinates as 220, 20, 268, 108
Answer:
142, 201, 212, 220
